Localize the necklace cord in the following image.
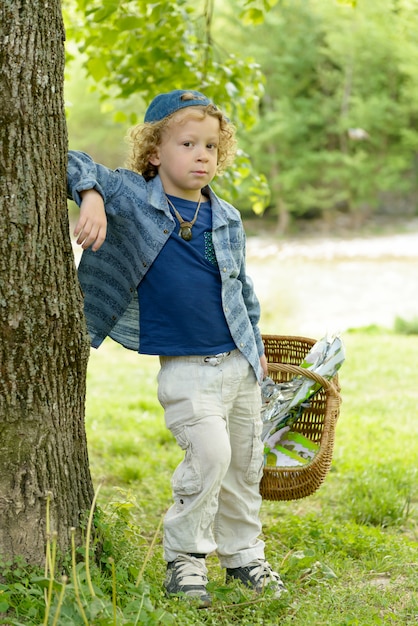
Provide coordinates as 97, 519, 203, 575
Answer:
166, 194, 202, 241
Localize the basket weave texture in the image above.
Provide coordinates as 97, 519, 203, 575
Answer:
260, 335, 341, 501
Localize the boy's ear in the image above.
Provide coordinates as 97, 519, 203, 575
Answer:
149, 150, 160, 167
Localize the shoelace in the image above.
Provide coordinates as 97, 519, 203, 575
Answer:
248, 560, 284, 586
174, 556, 208, 586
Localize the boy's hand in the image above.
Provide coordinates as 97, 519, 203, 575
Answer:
74, 189, 107, 251
260, 353, 269, 379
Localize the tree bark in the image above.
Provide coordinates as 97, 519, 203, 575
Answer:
0, 0, 94, 565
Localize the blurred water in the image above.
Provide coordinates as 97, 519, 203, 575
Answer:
247, 231, 418, 338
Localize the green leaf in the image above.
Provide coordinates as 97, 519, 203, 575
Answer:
0, 600, 10, 613
264, 0, 279, 8
29, 576, 66, 592
86, 57, 108, 82
251, 200, 265, 215
241, 8, 265, 26
116, 16, 143, 31
113, 110, 128, 123
92, 1, 119, 23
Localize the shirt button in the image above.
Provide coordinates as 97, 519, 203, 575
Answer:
143, 262, 147, 267
222, 267, 227, 272
240, 342, 244, 347
163, 229, 169, 234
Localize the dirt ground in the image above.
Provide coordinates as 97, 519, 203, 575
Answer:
246, 225, 418, 338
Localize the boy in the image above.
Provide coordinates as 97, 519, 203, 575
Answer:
68, 89, 286, 607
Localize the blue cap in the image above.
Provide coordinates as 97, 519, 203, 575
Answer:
144, 89, 213, 123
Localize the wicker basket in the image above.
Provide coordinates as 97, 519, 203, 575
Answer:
260, 335, 341, 501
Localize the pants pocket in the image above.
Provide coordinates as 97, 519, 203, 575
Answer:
171, 427, 202, 496
244, 418, 264, 485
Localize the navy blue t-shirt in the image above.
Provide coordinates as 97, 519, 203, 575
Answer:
137, 194, 236, 356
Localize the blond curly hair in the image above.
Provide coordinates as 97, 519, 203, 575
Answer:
126, 101, 237, 181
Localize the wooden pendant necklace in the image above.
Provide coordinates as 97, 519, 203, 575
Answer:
166, 194, 202, 241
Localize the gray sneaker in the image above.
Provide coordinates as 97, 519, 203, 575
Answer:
164, 554, 211, 608
226, 559, 287, 598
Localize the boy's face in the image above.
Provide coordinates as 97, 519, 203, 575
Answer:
149, 109, 220, 200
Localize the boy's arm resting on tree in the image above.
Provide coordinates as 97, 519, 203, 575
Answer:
74, 189, 107, 252
67, 150, 113, 252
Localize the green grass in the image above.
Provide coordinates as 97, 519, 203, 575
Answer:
1, 329, 417, 624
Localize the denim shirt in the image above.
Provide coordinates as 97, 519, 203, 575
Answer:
67, 150, 264, 383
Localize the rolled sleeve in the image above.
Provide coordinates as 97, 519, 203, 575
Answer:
67, 151, 107, 205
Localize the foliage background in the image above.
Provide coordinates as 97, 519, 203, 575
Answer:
1, 1, 418, 623
64, 0, 418, 231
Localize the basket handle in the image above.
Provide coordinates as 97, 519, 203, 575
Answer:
267, 362, 341, 399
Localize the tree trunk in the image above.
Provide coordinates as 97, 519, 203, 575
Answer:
0, 0, 94, 565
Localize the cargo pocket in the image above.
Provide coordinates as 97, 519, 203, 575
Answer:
244, 418, 264, 485
171, 427, 202, 496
